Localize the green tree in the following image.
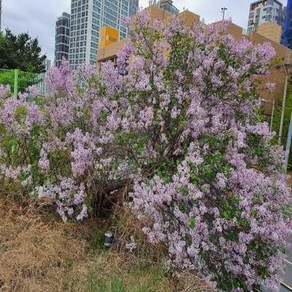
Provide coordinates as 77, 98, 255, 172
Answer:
0, 29, 46, 73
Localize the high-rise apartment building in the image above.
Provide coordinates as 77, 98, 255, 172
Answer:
69, 0, 139, 69
54, 12, 71, 67
129, 0, 139, 17
247, 0, 283, 31
148, 0, 179, 15
282, 0, 292, 48
0, 0, 2, 31
44, 59, 52, 72
281, 5, 287, 30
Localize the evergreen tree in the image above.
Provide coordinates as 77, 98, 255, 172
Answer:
0, 29, 46, 73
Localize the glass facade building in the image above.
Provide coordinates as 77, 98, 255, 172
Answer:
69, 0, 139, 69
54, 12, 71, 67
129, 0, 139, 17
247, 0, 283, 31
282, 0, 292, 49
157, 0, 179, 16
0, 0, 2, 31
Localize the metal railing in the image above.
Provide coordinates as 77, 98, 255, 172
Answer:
0, 68, 47, 97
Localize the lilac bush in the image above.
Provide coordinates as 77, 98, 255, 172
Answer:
0, 12, 290, 291
123, 15, 290, 291
0, 64, 108, 220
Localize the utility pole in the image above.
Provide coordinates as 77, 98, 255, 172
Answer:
279, 64, 291, 144
270, 100, 275, 132
285, 112, 292, 171
221, 7, 227, 20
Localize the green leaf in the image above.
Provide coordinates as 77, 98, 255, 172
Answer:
189, 216, 196, 229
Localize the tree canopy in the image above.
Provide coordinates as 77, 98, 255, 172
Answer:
0, 29, 46, 73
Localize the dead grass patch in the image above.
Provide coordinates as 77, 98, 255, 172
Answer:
0, 196, 87, 291
0, 196, 213, 292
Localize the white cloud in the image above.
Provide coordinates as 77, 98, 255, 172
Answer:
2, 0, 70, 61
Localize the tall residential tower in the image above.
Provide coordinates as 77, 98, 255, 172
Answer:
282, 0, 292, 48
156, 0, 179, 15
0, 0, 2, 31
69, 0, 139, 69
54, 12, 71, 67
247, 0, 283, 31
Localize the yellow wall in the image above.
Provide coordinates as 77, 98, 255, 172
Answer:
99, 27, 120, 49
257, 23, 282, 44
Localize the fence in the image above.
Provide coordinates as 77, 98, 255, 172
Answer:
0, 68, 47, 96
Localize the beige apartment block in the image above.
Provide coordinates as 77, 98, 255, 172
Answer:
177, 9, 200, 27
97, 40, 126, 64
224, 23, 244, 42
248, 30, 291, 113
257, 22, 282, 43
144, 5, 172, 22
97, 6, 199, 64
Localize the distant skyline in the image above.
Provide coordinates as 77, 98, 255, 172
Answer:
1, 0, 287, 62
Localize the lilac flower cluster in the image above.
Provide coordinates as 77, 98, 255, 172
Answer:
0, 85, 11, 99
40, 179, 88, 222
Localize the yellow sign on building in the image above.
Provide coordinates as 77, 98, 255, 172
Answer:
99, 27, 120, 49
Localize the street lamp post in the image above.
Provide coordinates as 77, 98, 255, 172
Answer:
221, 7, 227, 20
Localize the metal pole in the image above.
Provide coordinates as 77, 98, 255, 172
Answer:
13, 69, 19, 99
221, 8, 227, 20
284, 112, 292, 172
270, 100, 275, 132
278, 71, 289, 144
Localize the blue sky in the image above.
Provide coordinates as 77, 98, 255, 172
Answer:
1, 0, 287, 62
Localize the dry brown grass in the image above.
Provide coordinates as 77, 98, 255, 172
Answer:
174, 271, 214, 292
0, 195, 213, 292
0, 196, 87, 291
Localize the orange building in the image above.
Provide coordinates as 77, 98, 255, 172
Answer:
97, 6, 200, 64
